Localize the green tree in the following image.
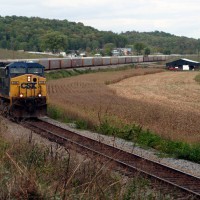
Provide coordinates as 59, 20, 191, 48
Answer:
197, 39, 200, 56
41, 31, 68, 53
103, 43, 115, 56
144, 47, 150, 55
163, 49, 171, 55
86, 47, 91, 54
134, 43, 145, 55
0, 16, 199, 54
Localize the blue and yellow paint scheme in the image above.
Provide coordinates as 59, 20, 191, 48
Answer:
0, 61, 47, 118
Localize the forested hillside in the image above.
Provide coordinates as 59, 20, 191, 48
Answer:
0, 15, 199, 55
0, 16, 127, 53
123, 31, 200, 55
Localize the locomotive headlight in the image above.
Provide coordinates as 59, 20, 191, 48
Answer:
19, 93, 23, 98
38, 94, 42, 97
27, 76, 31, 82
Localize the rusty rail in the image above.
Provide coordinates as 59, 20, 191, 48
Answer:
22, 118, 200, 199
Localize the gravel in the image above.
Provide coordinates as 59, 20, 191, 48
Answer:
40, 116, 200, 178
1, 116, 200, 178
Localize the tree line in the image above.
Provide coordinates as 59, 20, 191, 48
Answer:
123, 31, 200, 55
0, 15, 200, 55
0, 16, 127, 55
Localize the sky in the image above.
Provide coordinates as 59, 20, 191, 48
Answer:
1, 0, 200, 39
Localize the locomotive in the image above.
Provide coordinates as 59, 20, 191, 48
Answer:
0, 61, 47, 119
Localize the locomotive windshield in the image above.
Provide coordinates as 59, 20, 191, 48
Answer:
7, 62, 45, 77
10, 67, 26, 74
9, 62, 27, 76
27, 62, 44, 76
27, 67, 43, 74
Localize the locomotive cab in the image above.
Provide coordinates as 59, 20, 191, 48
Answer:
0, 61, 47, 119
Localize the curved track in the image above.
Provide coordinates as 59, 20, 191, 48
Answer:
22, 118, 200, 199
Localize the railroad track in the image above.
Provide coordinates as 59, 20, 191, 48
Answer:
22, 118, 200, 199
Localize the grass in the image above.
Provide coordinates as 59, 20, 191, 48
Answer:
45, 69, 90, 81
47, 68, 200, 143
0, 119, 174, 199
194, 73, 200, 83
45, 64, 137, 81
47, 104, 200, 163
46, 65, 162, 81
98, 119, 200, 163
0, 48, 57, 59
46, 65, 200, 164
47, 104, 88, 129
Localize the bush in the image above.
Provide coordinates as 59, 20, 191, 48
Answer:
75, 119, 88, 129
48, 104, 200, 163
97, 119, 200, 163
47, 104, 63, 120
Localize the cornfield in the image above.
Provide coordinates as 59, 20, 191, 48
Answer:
47, 68, 200, 144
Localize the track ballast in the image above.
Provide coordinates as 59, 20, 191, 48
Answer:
22, 118, 200, 199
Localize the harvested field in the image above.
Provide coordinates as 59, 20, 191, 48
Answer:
47, 68, 200, 143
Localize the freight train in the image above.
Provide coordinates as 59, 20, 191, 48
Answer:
0, 55, 168, 120
0, 55, 168, 71
37, 55, 167, 70
0, 61, 47, 120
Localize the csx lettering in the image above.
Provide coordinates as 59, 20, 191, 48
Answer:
21, 83, 37, 89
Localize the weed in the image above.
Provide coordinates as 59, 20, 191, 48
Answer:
47, 104, 73, 123
1, 119, 179, 198
96, 118, 200, 163
47, 103, 200, 163
47, 104, 63, 120
194, 73, 200, 83
75, 119, 88, 129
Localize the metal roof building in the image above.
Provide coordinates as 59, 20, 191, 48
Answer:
166, 58, 200, 71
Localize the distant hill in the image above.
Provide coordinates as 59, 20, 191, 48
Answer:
0, 15, 127, 54
122, 31, 200, 54
0, 16, 199, 55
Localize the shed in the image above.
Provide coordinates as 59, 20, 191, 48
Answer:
166, 58, 200, 71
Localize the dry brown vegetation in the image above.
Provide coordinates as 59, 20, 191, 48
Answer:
0, 118, 174, 199
0, 48, 57, 59
47, 68, 200, 144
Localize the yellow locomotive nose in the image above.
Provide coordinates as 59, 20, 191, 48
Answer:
0, 61, 47, 119
10, 74, 46, 98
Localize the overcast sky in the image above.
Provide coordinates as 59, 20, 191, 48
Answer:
1, 0, 200, 39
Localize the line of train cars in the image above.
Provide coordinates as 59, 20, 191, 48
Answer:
1, 55, 168, 71
36, 55, 167, 70
0, 55, 167, 120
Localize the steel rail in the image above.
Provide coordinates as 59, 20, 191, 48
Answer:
22, 119, 200, 198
